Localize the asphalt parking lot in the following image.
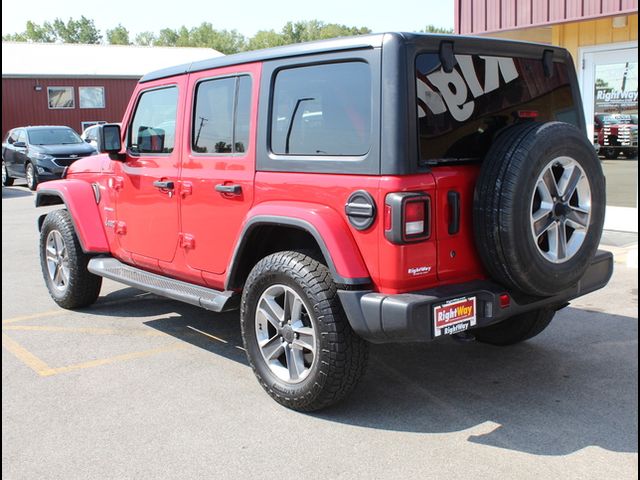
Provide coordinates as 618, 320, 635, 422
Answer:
2, 183, 638, 480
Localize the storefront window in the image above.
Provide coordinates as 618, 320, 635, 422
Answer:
593, 61, 638, 209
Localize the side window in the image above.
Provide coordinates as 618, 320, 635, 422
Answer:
129, 86, 178, 154
192, 75, 252, 154
6, 130, 17, 144
270, 62, 371, 156
16, 130, 27, 144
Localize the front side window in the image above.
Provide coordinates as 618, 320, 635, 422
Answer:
79, 87, 105, 109
271, 62, 371, 156
192, 75, 252, 154
48, 86, 75, 109
129, 87, 178, 154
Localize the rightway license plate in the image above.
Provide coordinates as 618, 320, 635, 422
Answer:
433, 296, 477, 337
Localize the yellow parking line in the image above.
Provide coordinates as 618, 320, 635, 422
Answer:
186, 325, 229, 343
2, 333, 55, 376
2, 310, 61, 325
3, 332, 186, 377
45, 343, 186, 376
3, 325, 165, 337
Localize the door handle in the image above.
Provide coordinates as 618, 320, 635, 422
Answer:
153, 180, 175, 190
215, 184, 242, 195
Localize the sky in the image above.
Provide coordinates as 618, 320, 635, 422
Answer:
1, 0, 454, 39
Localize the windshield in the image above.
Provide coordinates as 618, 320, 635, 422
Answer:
28, 128, 83, 145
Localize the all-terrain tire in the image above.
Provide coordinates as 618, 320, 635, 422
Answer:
472, 308, 556, 346
474, 122, 606, 296
241, 251, 369, 411
39, 209, 102, 309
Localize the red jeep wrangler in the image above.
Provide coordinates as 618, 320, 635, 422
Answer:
36, 33, 613, 411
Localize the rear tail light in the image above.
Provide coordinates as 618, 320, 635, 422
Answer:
499, 294, 510, 308
517, 110, 539, 119
404, 200, 426, 237
385, 192, 431, 244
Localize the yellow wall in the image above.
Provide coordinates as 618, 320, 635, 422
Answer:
482, 14, 638, 68
553, 14, 638, 64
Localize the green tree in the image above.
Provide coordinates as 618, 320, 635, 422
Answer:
247, 29, 287, 50
106, 24, 130, 45
421, 24, 454, 34
135, 31, 156, 46
281, 20, 370, 44
3, 20, 56, 42
52, 16, 101, 43
155, 28, 179, 46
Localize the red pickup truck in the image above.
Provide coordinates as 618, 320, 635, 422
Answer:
35, 33, 612, 411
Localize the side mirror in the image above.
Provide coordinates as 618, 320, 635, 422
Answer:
84, 138, 91, 143
13, 141, 26, 148
97, 124, 123, 158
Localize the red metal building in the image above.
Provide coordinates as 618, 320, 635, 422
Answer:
1, 42, 221, 138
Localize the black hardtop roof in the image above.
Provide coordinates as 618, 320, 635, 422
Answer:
140, 31, 568, 83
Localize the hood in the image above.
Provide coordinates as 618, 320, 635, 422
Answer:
30, 142, 97, 156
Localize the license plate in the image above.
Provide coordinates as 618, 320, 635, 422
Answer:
433, 296, 477, 337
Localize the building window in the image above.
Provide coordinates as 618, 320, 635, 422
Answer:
79, 86, 106, 109
47, 86, 75, 109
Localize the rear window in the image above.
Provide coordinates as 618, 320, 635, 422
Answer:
270, 61, 371, 156
416, 53, 579, 163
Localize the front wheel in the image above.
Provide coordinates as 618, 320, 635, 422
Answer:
39, 210, 102, 309
26, 162, 38, 191
472, 308, 556, 346
241, 251, 369, 411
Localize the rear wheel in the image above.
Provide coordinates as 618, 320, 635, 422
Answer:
39, 210, 102, 309
2, 160, 14, 186
26, 162, 38, 191
472, 308, 556, 346
241, 251, 368, 411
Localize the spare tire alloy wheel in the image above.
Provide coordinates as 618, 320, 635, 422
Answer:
473, 122, 605, 297
255, 285, 317, 383
531, 156, 591, 263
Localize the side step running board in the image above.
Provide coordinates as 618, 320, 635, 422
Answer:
88, 257, 238, 312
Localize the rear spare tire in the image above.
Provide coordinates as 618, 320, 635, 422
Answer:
474, 122, 605, 297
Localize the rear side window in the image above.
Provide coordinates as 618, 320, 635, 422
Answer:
416, 53, 579, 163
129, 87, 178, 154
270, 62, 371, 156
192, 75, 252, 154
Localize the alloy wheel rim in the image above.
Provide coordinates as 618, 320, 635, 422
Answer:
530, 156, 591, 264
26, 164, 34, 188
45, 230, 70, 291
254, 284, 317, 384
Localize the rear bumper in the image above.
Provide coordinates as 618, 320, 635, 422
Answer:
339, 250, 614, 344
